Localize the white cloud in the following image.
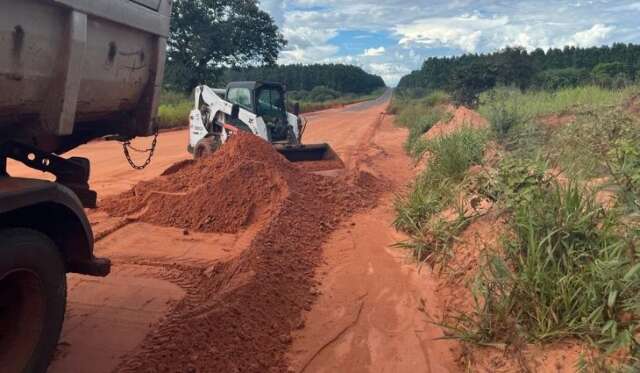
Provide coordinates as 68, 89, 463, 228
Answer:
367, 62, 411, 86
362, 46, 386, 57
277, 26, 339, 64
395, 15, 509, 52
567, 24, 615, 47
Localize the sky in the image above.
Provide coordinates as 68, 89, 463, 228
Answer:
257, 0, 640, 86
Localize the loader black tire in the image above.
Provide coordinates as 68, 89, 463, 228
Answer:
0, 228, 67, 373
194, 136, 221, 160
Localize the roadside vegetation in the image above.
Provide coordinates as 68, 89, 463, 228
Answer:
156, 90, 192, 129
393, 90, 486, 264
393, 82, 640, 370
399, 43, 640, 106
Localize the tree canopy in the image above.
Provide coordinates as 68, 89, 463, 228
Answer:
222, 64, 386, 94
165, 0, 286, 91
398, 43, 640, 105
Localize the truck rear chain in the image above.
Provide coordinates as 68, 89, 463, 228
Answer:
122, 130, 159, 170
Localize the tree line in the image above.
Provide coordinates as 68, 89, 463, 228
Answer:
398, 44, 640, 105
223, 64, 386, 95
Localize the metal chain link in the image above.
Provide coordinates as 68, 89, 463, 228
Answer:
122, 129, 159, 170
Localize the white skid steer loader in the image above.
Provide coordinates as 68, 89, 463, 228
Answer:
188, 81, 340, 164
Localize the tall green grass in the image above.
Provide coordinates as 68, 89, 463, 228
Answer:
393, 91, 449, 128
479, 85, 634, 123
392, 91, 451, 158
448, 92, 640, 368
392, 83, 640, 368
459, 169, 640, 357
156, 90, 192, 129
395, 127, 487, 263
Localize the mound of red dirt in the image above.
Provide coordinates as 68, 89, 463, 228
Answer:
102, 134, 298, 233
424, 106, 488, 140
293, 159, 345, 172
107, 133, 383, 372
628, 94, 640, 115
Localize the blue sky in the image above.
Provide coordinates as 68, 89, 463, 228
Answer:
258, 0, 640, 86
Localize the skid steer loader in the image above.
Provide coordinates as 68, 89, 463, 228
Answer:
188, 81, 341, 165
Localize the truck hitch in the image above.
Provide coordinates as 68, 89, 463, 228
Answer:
0, 141, 98, 208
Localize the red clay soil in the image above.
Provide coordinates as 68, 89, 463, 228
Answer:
102, 135, 290, 233
425, 106, 488, 140
628, 94, 640, 115
293, 159, 345, 172
107, 133, 382, 372
538, 113, 576, 128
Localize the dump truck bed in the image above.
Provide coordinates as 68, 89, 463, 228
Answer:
0, 0, 172, 154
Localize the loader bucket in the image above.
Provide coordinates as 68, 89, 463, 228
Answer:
275, 143, 342, 164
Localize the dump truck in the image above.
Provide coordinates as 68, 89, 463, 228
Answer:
188, 82, 341, 164
0, 0, 172, 371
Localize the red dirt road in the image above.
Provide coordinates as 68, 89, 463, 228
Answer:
9, 89, 459, 372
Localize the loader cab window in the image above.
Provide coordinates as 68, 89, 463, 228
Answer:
227, 88, 253, 111
256, 88, 286, 118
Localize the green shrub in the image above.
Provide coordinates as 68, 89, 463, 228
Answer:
307, 86, 341, 102
479, 87, 528, 139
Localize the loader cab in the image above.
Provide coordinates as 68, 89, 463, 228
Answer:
226, 81, 291, 142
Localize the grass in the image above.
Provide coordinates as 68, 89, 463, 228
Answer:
460, 170, 640, 358
426, 129, 487, 181
395, 83, 640, 369
453, 85, 640, 368
391, 91, 451, 158
479, 85, 635, 123
394, 127, 487, 264
393, 91, 449, 127
156, 91, 192, 129
392, 89, 487, 265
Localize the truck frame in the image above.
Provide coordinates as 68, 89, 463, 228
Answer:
0, 0, 172, 371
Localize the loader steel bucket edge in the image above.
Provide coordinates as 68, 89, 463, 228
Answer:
275, 143, 340, 163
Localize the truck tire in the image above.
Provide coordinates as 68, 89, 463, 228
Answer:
194, 136, 221, 160
0, 228, 67, 373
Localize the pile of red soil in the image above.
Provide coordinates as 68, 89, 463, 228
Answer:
102, 134, 296, 233
628, 94, 640, 115
111, 133, 382, 372
293, 159, 345, 172
424, 106, 488, 140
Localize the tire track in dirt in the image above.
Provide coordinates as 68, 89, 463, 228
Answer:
286, 111, 461, 373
